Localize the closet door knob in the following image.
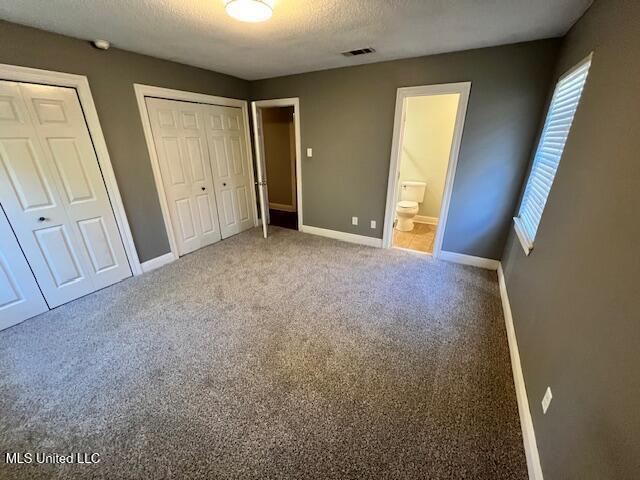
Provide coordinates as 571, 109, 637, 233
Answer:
222, 182, 227, 187
38, 217, 48, 222
201, 187, 206, 191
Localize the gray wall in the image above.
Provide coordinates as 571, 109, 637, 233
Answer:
501, 0, 640, 478
0, 20, 249, 262
0, 20, 561, 262
251, 40, 560, 259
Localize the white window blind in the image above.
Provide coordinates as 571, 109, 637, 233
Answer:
514, 55, 592, 254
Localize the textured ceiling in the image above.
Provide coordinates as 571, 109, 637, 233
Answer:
0, 0, 592, 80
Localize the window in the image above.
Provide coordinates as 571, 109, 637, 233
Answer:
514, 55, 592, 255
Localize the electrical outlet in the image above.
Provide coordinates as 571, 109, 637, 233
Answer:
352, 216, 358, 226
306, 148, 313, 157
370, 220, 376, 229
541, 387, 553, 414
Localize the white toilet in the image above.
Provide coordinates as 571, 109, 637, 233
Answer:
396, 181, 427, 232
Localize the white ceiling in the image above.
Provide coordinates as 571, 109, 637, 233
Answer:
0, 0, 592, 80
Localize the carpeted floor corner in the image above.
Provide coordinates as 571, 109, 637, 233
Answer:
0, 227, 527, 479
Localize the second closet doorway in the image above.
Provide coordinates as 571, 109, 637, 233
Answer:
251, 98, 302, 238
145, 96, 256, 257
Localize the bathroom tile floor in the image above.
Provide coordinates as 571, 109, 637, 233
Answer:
393, 222, 437, 254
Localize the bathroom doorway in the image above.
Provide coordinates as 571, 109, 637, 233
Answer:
382, 83, 471, 257
251, 98, 302, 237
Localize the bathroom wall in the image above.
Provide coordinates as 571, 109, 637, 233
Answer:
398, 94, 460, 221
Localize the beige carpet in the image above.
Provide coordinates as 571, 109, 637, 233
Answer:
0, 227, 526, 479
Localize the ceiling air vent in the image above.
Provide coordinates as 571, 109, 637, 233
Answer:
341, 47, 376, 57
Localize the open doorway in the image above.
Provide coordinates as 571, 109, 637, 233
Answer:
383, 83, 471, 257
251, 98, 302, 237
261, 106, 297, 229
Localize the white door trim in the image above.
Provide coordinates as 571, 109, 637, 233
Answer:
134, 84, 259, 260
0, 63, 142, 275
382, 82, 471, 258
251, 98, 303, 230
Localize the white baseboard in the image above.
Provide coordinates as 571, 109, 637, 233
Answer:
498, 264, 544, 480
140, 251, 177, 273
438, 250, 500, 270
269, 202, 296, 212
414, 215, 438, 225
301, 225, 382, 248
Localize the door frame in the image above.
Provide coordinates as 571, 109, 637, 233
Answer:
0, 63, 142, 275
134, 84, 259, 260
251, 98, 303, 230
382, 82, 471, 258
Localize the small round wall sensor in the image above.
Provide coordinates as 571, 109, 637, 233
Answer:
92, 39, 110, 50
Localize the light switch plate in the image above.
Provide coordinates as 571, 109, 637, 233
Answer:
306, 148, 313, 157
541, 387, 553, 414
370, 220, 376, 229
352, 216, 358, 226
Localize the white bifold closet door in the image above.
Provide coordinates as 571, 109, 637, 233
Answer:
203, 103, 254, 238
145, 98, 253, 256
0, 207, 48, 330
0, 81, 131, 309
145, 98, 222, 256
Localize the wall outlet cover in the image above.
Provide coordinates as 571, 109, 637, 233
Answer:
352, 216, 358, 226
542, 386, 553, 414
370, 220, 376, 229
306, 148, 313, 157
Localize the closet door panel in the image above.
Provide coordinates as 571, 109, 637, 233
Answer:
145, 97, 222, 256
0, 81, 93, 306
0, 208, 48, 330
204, 105, 254, 238
77, 217, 119, 273
20, 83, 131, 290
0, 137, 55, 211
0, 80, 131, 308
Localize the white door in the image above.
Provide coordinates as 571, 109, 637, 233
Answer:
251, 104, 269, 238
146, 98, 222, 256
0, 207, 48, 330
204, 105, 255, 239
0, 81, 131, 308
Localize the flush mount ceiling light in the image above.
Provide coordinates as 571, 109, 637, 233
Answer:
225, 0, 272, 23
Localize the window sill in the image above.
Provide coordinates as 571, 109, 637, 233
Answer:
513, 217, 533, 256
